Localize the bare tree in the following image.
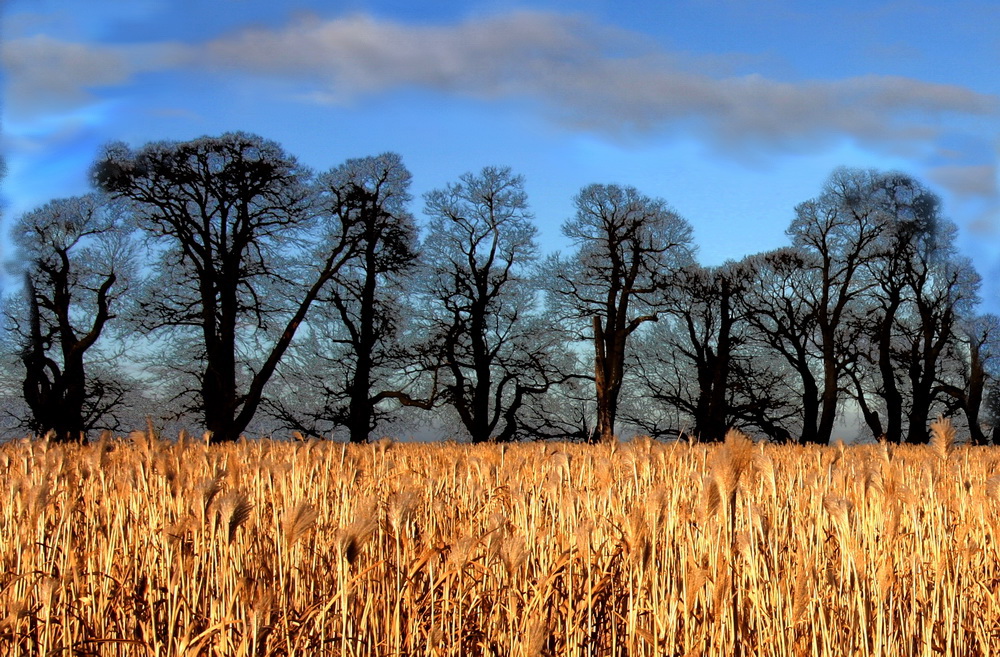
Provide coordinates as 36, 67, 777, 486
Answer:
835, 172, 954, 442
737, 247, 828, 443
631, 260, 798, 442
93, 132, 356, 442
893, 253, 980, 443
264, 153, 420, 442
781, 168, 910, 444
418, 167, 568, 442
939, 314, 1000, 445
4, 194, 135, 440
548, 184, 694, 443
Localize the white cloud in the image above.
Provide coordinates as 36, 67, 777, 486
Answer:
4, 10, 998, 173
201, 12, 611, 97
1, 35, 189, 114
928, 164, 999, 200
197, 12, 999, 156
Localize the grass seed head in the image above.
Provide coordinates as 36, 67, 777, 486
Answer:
930, 416, 955, 460
283, 501, 318, 549
716, 429, 754, 496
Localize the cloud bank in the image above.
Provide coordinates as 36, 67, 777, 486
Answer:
195, 12, 998, 154
2, 35, 188, 114
4, 9, 997, 208
5, 11, 997, 153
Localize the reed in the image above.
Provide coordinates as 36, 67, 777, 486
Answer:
0, 434, 997, 655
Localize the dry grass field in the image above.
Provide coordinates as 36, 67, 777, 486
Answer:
2, 422, 999, 656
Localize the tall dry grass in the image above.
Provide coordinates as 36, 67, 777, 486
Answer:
2, 421, 1000, 655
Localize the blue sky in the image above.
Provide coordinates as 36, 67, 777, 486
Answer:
3, 0, 999, 308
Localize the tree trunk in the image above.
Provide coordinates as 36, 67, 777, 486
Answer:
348, 239, 380, 444
593, 315, 615, 443
56, 355, 87, 442
799, 375, 822, 445
702, 292, 733, 442
348, 352, 374, 443
906, 356, 935, 444
877, 295, 904, 443
814, 338, 839, 445
202, 324, 240, 442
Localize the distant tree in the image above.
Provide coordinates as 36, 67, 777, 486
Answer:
835, 172, 955, 442
737, 247, 828, 443
264, 153, 420, 442
630, 263, 743, 441
418, 167, 568, 442
892, 253, 980, 443
93, 132, 355, 442
780, 168, 915, 444
4, 194, 135, 440
939, 314, 1000, 445
630, 260, 799, 442
548, 184, 695, 443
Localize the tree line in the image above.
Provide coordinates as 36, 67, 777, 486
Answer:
2, 132, 997, 445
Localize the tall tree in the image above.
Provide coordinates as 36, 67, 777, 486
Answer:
738, 247, 827, 444
419, 167, 565, 442
631, 260, 799, 442
264, 153, 420, 442
840, 172, 950, 442
549, 184, 694, 443
783, 168, 909, 444
939, 314, 1000, 445
93, 132, 355, 442
894, 253, 980, 443
5, 194, 134, 440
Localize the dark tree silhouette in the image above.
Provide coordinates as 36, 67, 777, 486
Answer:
737, 247, 829, 443
894, 254, 980, 443
939, 314, 1000, 445
630, 260, 798, 442
666, 264, 746, 442
264, 153, 421, 442
419, 167, 566, 442
549, 184, 694, 443
94, 132, 355, 442
6, 195, 134, 441
839, 172, 951, 442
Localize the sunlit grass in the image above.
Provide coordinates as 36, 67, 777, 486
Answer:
2, 423, 999, 655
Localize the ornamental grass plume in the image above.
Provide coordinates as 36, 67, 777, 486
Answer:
930, 415, 956, 460
716, 429, 754, 500
282, 500, 318, 549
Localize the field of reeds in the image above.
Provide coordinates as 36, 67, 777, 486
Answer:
2, 422, 1000, 656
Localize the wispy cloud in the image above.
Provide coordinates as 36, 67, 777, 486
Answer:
193, 12, 998, 152
1, 35, 188, 114
928, 164, 999, 201
5, 10, 998, 169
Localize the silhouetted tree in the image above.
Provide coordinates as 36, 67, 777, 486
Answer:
939, 314, 1000, 445
93, 132, 355, 442
630, 260, 799, 442
737, 247, 828, 443
418, 167, 567, 442
893, 253, 980, 443
264, 153, 420, 442
780, 168, 908, 444
548, 184, 694, 443
4, 194, 135, 440
836, 172, 957, 442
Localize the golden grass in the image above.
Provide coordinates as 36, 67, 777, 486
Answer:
2, 425, 1000, 656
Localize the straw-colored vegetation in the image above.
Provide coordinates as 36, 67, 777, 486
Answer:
2, 420, 1000, 656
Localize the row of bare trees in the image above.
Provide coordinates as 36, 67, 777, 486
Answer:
2, 133, 997, 444
628, 169, 996, 444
